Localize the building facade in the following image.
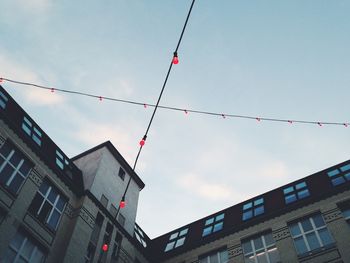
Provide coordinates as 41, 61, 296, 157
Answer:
0, 84, 349, 263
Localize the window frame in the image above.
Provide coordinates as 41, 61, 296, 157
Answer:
0, 141, 33, 195
29, 180, 67, 232
288, 213, 334, 256
242, 197, 265, 221
283, 181, 310, 204
327, 164, 350, 186
21, 116, 43, 146
198, 248, 228, 263
242, 232, 280, 263
202, 213, 225, 237
164, 227, 189, 252
5, 230, 46, 263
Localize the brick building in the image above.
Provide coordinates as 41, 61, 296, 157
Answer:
0, 84, 349, 263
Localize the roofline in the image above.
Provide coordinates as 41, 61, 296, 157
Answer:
72, 141, 145, 189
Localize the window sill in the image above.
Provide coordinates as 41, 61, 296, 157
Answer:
297, 244, 336, 260
26, 212, 57, 235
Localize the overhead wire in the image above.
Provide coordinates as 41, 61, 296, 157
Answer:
1, 76, 348, 127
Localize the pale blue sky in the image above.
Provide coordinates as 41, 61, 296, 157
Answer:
1, 0, 350, 238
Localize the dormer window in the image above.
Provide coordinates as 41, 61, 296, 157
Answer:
22, 116, 42, 146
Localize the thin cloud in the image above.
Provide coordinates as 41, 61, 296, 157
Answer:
177, 173, 240, 201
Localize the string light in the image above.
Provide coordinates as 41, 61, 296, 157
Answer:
102, 244, 108, 252
172, 52, 179, 64
50, 88, 55, 92
119, 197, 126, 208
1, 77, 349, 128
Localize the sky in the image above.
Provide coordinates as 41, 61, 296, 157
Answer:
1, 0, 350, 238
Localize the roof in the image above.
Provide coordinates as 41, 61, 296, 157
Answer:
72, 141, 145, 189
148, 159, 350, 261
0, 85, 84, 195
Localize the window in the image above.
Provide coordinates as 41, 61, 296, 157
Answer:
0, 90, 9, 109
29, 180, 67, 231
22, 116, 42, 146
111, 232, 122, 262
117, 213, 125, 227
0, 141, 32, 195
289, 214, 334, 256
109, 204, 117, 218
342, 208, 350, 227
101, 223, 114, 263
101, 194, 108, 208
85, 213, 104, 263
242, 197, 264, 221
164, 227, 189, 252
283, 181, 310, 204
134, 224, 147, 248
118, 167, 125, 181
327, 164, 350, 186
202, 213, 225, 237
242, 232, 281, 263
199, 248, 228, 263
55, 149, 69, 170
4, 231, 46, 263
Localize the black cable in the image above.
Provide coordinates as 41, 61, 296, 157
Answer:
2, 77, 349, 127
114, 0, 197, 219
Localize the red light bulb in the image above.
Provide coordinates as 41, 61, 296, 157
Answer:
0, 78, 3, 83
120, 200, 126, 208
102, 244, 108, 252
172, 52, 179, 64
139, 139, 145, 147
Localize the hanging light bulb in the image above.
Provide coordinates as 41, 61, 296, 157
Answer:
172, 52, 179, 64
139, 135, 147, 147
102, 243, 108, 252
120, 197, 126, 208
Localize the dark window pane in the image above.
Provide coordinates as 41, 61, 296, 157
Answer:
8, 175, 24, 194
56, 197, 66, 212
332, 177, 345, 186
213, 222, 223, 232
242, 241, 252, 255
254, 198, 264, 206
0, 142, 12, 156
19, 162, 31, 175
47, 210, 60, 230
205, 218, 214, 225
312, 214, 325, 228
0, 165, 14, 185
11, 232, 25, 249
48, 189, 58, 203
243, 210, 253, 220
29, 194, 43, 214
264, 233, 274, 246
294, 237, 307, 255
283, 186, 294, 194
297, 189, 310, 199
301, 218, 313, 232
327, 169, 339, 177
289, 223, 301, 236
254, 206, 264, 216
39, 181, 49, 194
38, 202, 52, 222
254, 236, 263, 250
243, 202, 252, 210
285, 194, 297, 204
318, 228, 333, 246
22, 239, 35, 259
295, 182, 306, 190
306, 232, 320, 250
202, 226, 212, 236
9, 152, 21, 166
